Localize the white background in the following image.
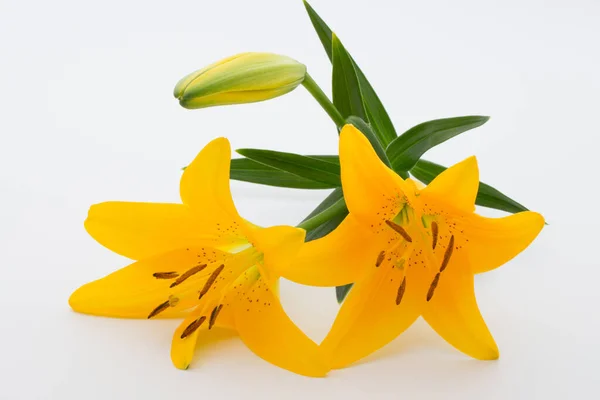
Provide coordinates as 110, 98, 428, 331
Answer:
1, 0, 598, 398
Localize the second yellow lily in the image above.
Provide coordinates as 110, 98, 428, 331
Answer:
282, 124, 545, 368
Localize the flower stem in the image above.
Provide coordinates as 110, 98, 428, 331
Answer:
302, 73, 346, 130
297, 197, 347, 232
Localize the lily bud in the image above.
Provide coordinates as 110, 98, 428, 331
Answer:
174, 53, 307, 109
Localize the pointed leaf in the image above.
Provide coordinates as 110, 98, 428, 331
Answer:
230, 158, 334, 189
332, 34, 367, 120
387, 116, 490, 172
236, 149, 341, 187
303, 0, 397, 145
410, 159, 529, 214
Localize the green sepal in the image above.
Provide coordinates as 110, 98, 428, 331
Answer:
387, 116, 490, 172
410, 159, 529, 214
236, 149, 341, 187
303, 0, 397, 145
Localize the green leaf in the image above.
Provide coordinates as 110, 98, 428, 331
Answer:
229, 158, 335, 189
301, 187, 344, 222
310, 155, 340, 165
303, 0, 397, 145
236, 149, 341, 187
346, 116, 392, 168
302, 0, 333, 59
410, 159, 529, 214
332, 34, 367, 120
336, 284, 353, 303
387, 116, 490, 172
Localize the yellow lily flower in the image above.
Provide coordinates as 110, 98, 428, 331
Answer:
69, 137, 327, 377
282, 125, 545, 368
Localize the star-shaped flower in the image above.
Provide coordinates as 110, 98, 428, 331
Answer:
280, 125, 544, 368
69, 138, 327, 377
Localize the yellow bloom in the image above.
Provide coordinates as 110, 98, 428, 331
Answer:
174, 53, 306, 109
279, 125, 544, 368
69, 138, 327, 377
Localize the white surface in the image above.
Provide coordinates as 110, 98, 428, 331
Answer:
1, 0, 598, 398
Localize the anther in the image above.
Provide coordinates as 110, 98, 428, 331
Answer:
153, 271, 179, 279
199, 264, 225, 300
385, 220, 412, 242
426, 273, 440, 301
147, 300, 170, 319
439, 235, 454, 272
375, 251, 386, 267
431, 221, 438, 250
396, 277, 406, 305
170, 264, 207, 288
180, 316, 206, 339
209, 304, 223, 329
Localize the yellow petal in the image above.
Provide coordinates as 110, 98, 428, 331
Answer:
422, 249, 499, 360
233, 268, 328, 377
69, 247, 229, 318
84, 202, 220, 260
170, 303, 235, 370
339, 124, 410, 226
283, 215, 386, 286
180, 137, 246, 241
421, 156, 479, 213
244, 224, 306, 277
320, 248, 431, 369
463, 211, 545, 274
180, 137, 236, 215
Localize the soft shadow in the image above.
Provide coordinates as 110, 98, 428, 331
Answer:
348, 319, 453, 368
189, 328, 238, 367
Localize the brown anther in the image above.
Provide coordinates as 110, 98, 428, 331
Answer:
199, 264, 225, 300
385, 220, 412, 242
431, 221, 439, 250
147, 300, 170, 319
153, 271, 179, 279
375, 251, 386, 267
439, 235, 454, 272
426, 273, 441, 301
170, 264, 208, 288
209, 304, 224, 329
180, 316, 206, 339
396, 277, 406, 305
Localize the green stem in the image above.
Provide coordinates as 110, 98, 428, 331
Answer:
302, 73, 345, 129
297, 197, 347, 231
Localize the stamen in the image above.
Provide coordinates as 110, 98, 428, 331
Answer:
147, 300, 170, 319
180, 316, 206, 339
385, 220, 412, 242
199, 264, 225, 300
375, 251, 386, 267
439, 235, 454, 272
153, 271, 179, 279
426, 273, 440, 302
431, 221, 438, 250
170, 264, 208, 288
209, 304, 224, 329
395, 277, 406, 305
